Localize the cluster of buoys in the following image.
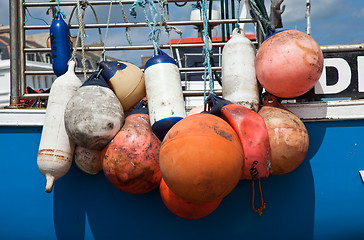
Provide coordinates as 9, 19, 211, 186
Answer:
37, 23, 322, 219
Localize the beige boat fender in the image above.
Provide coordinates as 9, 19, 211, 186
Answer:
37, 60, 82, 193
99, 61, 145, 111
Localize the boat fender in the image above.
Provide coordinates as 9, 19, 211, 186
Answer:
208, 94, 271, 180
159, 113, 243, 203
74, 145, 102, 175
222, 28, 259, 112
37, 60, 82, 193
102, 100, 162, 194
64, 71, 124, 150
99, 61, 146, 111
258, 95, 309, 174
50, 12, 71, 77
144, 49, 186, 141
159, 178, 222, 219
256, 29, 324, 98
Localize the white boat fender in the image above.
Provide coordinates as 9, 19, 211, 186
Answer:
37, 60, 82, 193
144, 49, 186, 141
222, 28, 260, 112
64, 71, 124, 150
99, 61, 146, 111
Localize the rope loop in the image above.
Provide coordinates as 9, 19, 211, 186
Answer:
252, 178, 266, 216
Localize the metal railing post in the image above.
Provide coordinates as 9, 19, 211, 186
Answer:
9, 0, 20, 106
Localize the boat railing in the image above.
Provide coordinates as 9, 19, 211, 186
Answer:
7, 0, 364, 122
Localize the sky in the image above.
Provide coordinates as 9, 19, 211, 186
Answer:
1, 0, 364, 66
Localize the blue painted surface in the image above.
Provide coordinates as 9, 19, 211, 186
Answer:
0, 120, 363, 240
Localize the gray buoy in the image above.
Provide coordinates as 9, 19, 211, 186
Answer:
64, 71, 124, 150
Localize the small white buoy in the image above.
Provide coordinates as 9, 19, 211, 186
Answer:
222, 28, 259, 112
144, 49, 186, 140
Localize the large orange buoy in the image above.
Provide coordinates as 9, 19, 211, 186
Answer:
159, 178, 222, 219
256, 30, 324, 98
102, 103, 162, 194
159, 113, 244, 203
258, 95, 309, 175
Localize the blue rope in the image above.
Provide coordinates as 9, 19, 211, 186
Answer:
196, 0, 214, 102
56, 0, 67, 19
235, 0, 242, 30
130, 0, 160, 55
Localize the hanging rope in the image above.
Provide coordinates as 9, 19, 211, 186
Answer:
251, 178, 266, 216
130, 0, 160, 55
248, 0, 272, 38
235, 0, 242, 30
23, 1, 49, 25
74, 0, 87, 81
118, 0, 133, 45
101, 1, 114, 61
194, 0, 214, 102
68, 0, 103, 50
159, 0, 182, 59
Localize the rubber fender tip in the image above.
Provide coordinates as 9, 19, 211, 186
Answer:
99, 61, 127, 81
208, 95, 233, 117
45, 174, 55, 193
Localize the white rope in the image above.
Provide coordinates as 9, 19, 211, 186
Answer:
76, 0, 87, 81
102, 1, 113, 61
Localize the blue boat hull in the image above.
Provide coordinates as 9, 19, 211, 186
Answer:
0, 120, 363, 239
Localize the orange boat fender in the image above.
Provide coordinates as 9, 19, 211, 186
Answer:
159, 178, 222, 219
159, 113, 243, 203
102, 100, 162, 194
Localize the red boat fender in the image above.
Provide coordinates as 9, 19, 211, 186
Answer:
255, 30, 324, 98
102, 101, 162, 194
258, 95, 309, 175
159, 178, 222, 219
208, 95, 271, 180
208, 94, 271, 215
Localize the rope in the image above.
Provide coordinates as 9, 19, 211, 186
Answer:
248, 0, 272, 38
130, 0, 160, 55
235, 0, 242, 30
251, 178, 266, 216
75, 0, 87, 81
102, 1, 113, 61
118, 0, 133, 45
195, 0, 214, 102
23, 2, 49, 25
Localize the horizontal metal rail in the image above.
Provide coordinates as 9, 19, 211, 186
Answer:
25, 18, 256, 30
25, 66, 222, 75
321, 44, 364, 53
22, 89, 223, 99
24, 42, 244, 53
24, 0, 203, 7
